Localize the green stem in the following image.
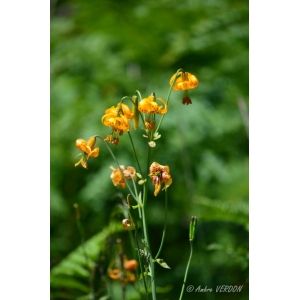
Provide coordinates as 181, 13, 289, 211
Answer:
129, 206, 149, 299
128, 131, 143, 175
141, 145, 157, 300
136, 231, 149, 299
179, 241, 193, 300
94, 135, 138, 203
155, 68, 183, 135
155, 189, 168, 259
120, 96, 132, 103
141, 203, 156, 300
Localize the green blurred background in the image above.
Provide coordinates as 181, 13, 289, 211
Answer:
50, 0, 249, 299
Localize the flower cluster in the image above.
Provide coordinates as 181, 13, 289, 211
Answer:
148, 162, 172, 196
73, 69, 199, 297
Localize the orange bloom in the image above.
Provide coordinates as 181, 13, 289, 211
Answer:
102, 103, 134, 144
108, 269, 120, 280
169, 71, 198, 105
124, 259, 139, 271
108, 257, 138, 285
75, 136, 99, 169
148, 162, 172, 196
138, 93, 168, 115
110, 165, 137, 188
102, 103, 133, 130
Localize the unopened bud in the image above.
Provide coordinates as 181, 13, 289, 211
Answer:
189, 216, 197, 241
132, 95, 139, 130
122, 218, 134, 229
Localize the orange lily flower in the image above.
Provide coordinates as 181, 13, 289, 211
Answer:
102, 103, 133, 130
101, 103, 134, 144
148, 162, 172, 196
170, 71, 198, 105
75, 136, 99, 169
110, 165, 137, 188
138, 93, 168, 115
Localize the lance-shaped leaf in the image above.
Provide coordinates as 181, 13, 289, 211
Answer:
154, 258, 171, 269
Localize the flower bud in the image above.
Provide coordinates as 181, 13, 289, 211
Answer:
132, 95, 139, 130
189, 216, 197, 241
122, 218, 134, 229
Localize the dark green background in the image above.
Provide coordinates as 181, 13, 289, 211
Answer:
51, 0, 249, 299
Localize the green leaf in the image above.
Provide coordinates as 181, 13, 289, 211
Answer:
51, 222, 123, 299
154, 258, 171, 269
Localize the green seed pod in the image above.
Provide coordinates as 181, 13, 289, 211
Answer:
189, 216, 197, 241
132, 95, 139, 130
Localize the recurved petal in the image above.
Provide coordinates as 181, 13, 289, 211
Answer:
176, 81, 191, 90
76, 139, 88, 152
138, 98, 153, 113
88, 147, 100, 158
156, 98, 168, 114
104, 106, 119, 116
102, 115, 117, 127
188, 73, 199, 88
114, 115, 130, 131
154, 183, 161, 196
87, 136, 96, 148
121, 103, 134, 120
162, 177, 172, 190
169, 72, 182, 89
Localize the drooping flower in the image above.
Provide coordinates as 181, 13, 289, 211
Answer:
138, 92, 167, 132
75, 136, 99, 169
101, 103, 134, 144
124, 259, 139, 272
110, 165, 137, 188
169, 71, 198, 105
148, 162, 172, 196
138, 93, 168, 115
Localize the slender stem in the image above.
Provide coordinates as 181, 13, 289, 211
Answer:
141, 203, 156, 300
129, 206, 149, 299
136, 232, 149, 299
94, 135, 138, 202
155, 68, 183, 135
179, 241, 194, 300
155, 189, 168, 259
134, 90, 143, 102
120, 96, 132, 103
128, 131, 143, 175
129, 174, 139, 200
140, 144, 157, 300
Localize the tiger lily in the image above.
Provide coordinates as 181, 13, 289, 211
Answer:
75, 136, 99, 169
170, 71, 198, 105
138, 93, 168, 115
101, 103, 134, 144
148, 162, 172, 196
110, 165, 137, 188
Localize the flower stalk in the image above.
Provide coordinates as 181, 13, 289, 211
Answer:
74, 69, 199, 300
